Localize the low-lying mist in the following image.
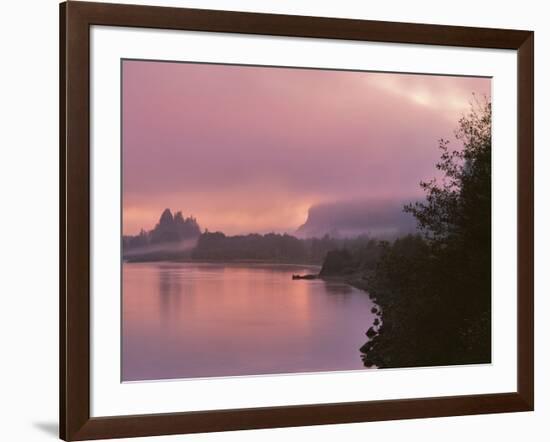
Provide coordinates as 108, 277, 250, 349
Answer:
296, 198, 418, 239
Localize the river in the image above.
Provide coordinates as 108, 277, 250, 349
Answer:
122, 262, 377, 381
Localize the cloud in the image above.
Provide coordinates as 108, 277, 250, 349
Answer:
122, 61, 491, 235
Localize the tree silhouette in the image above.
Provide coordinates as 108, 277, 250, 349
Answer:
362, 97, 492, 368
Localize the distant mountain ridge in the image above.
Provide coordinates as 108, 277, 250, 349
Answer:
296, 199, 417, 239
123, 208, 201, 257
151, 209, 201, 243
123, 201, 418, 262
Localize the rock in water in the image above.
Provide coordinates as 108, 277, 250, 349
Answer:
366, 327, 377, 338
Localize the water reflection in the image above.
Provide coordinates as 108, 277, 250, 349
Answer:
123, 262, 376, 381
323, 281, 353, 295
158, 266, 182, 320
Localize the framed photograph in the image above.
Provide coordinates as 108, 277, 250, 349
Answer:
60, 1, 534, 440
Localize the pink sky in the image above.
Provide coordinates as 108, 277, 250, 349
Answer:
122, 60, 490, 236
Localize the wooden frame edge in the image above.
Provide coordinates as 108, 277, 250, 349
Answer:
516, 31, 534, 411
62, 1, 92, 439
60, 2, 534, 440
67, 392, 532, 441
59, 2, 67, 440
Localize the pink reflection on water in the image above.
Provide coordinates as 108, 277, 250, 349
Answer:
122, 262, 376, 381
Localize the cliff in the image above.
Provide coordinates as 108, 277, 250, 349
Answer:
296, 199, 417, 239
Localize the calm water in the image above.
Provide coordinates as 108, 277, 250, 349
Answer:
122, 262, 377, 381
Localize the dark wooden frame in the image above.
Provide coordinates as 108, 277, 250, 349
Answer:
60, 1, 534, 440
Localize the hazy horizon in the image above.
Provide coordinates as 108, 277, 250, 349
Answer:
122, 60, 490, 236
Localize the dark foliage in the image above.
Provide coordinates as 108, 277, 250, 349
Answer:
361, 97, 492, 368
319, 239, 382, 277
191, 231, 308, 262
189, 231, 379, 264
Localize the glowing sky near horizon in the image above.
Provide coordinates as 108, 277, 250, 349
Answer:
122, 60, 490, 236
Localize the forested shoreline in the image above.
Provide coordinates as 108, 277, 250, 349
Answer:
124, 222, 378, 265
